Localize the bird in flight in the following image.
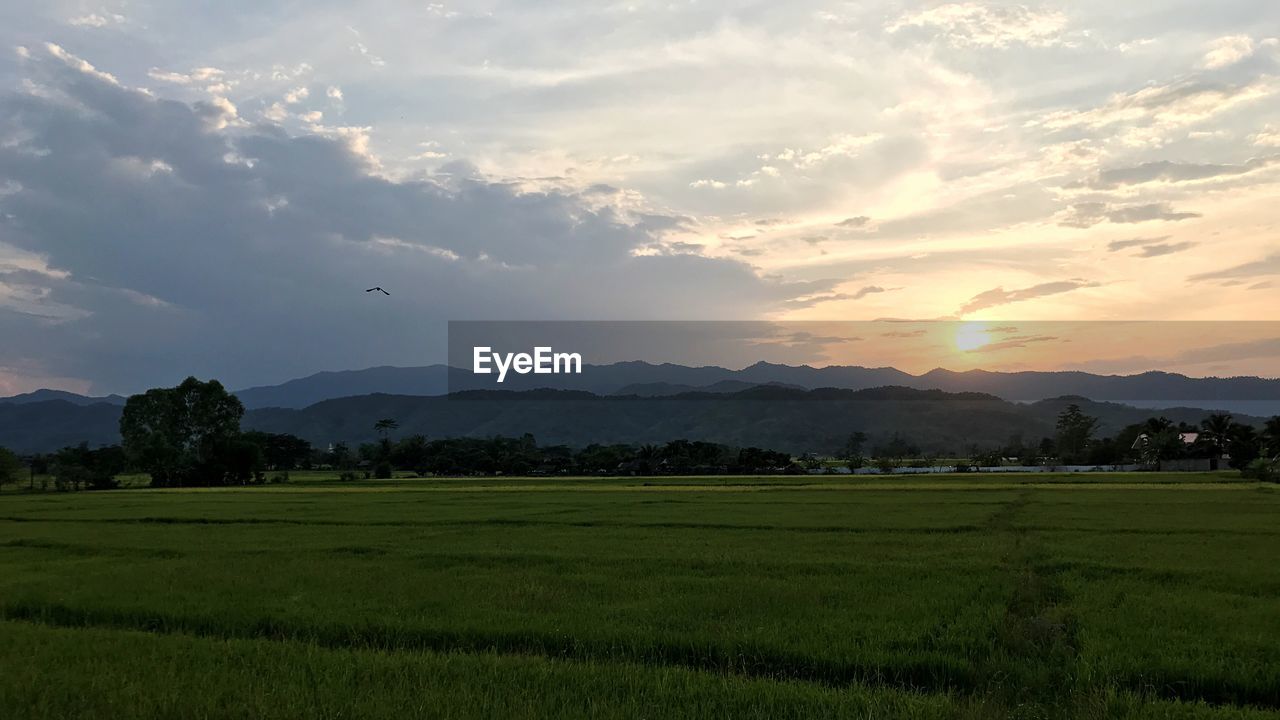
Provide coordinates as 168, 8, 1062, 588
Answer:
366, 287, 390, 295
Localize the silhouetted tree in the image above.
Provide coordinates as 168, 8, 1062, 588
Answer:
327, 441, 353, 469
0, 447, 21, 492
119, 377, 248, 487
1137, 426, 1184, 467
243, 432, 311, 472
874, 433, 919, 465
1055, 404, 1098, 463
1199, 413, 1234, 456
843, 431, 868, 470
52, 443, 124, 491
391, 435, 430, 475
1263, 416, 1280, 459
1225, 424, 1261, 470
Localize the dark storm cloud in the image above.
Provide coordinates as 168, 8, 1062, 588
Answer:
0, 46, 834, 392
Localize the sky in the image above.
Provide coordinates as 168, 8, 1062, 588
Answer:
0, 0, 1278, 394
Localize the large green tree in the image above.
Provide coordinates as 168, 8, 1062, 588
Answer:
120, 377, 250, 487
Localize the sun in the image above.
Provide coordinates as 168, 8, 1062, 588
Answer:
954, 322, 990, 352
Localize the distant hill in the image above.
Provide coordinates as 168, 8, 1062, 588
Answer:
10, 364, 1280, 414
612, 380, 805, 396
240, 387, 1267, 455
0, 384, 1266, 454
231, 366, 452, 409
0, 400, 123, 452
5, 362, 1279, 452
0, 389, 126, 406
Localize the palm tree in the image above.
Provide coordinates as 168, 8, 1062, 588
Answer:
372, 418, 399, 469
1225, 424, 1261, 470
1199, 413, 1234, 456
1263, 416, 1280, 460
373, 418, 399, 438
1139, 427, 1183, 468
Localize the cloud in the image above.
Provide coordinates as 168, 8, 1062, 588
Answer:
0, 45, 834, 392
1035, 78, 1275, 134
886, 3, 1069, 48
1202, 35, 1255, 69
689, 179, 727, 189
194, 96, 239, 130
778, 285, 896, 309
1251, 125, 1280, 147
1173, 337, 1280, 366
147, 67, 226, 86
1081, 155, 1280, 189
781, 292, 851, 310
1105, 236, 1195, 257
41, 42, 119, 85
1188, 253, 1280, 282
1061, 202, 1200, 228
662, 241, 705, 255
1135, 241, 1196, 257
347, 27, 387, 68
852, 285, 891, 300
69, 13, 125, 28
1107, 236, 1169, 251
972, 335, 1060, 353
761, 133, 883, 170
835, 216, 870, 228
959, 280, 1098, 315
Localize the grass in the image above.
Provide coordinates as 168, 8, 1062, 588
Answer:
0, 474, 1276, 718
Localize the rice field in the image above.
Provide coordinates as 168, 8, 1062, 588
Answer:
0, 474, 1276, 718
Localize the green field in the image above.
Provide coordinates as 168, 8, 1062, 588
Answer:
1, 474, 1277, 718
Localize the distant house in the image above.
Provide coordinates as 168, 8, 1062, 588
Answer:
1130, 431, 1222, 471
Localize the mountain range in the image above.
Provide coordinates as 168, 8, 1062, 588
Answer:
186, 362, 1280, 409
0, 384, 1270, 455
3, 363, 1278, 454
7, 362, 1279, 412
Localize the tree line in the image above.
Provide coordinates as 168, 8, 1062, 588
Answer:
3, 381, 1280, 491
947, 404, 1279, 476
